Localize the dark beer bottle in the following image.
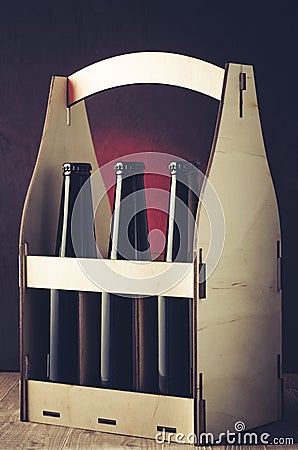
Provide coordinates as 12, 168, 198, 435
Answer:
158, 160, 201, 397
49, 162, 99, 385
101, 161, 157, 392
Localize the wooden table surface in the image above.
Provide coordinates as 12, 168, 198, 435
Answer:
0, 372, 297, 449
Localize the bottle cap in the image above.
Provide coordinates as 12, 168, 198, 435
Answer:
114, 161, 145, 175
169, 160, 200, 175
62, 162, 92, 176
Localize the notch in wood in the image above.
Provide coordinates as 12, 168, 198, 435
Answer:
43, 410, 60, 418
277, 240, 282, 291
25, 355, 29, 380
239, 72, 247, 118
66, 107, 71, 126
157, 425, 177, 433
199, 373, 206, 433
98, 417, 117, 426
46, 353, 50, 380
277, 354, 282, 379
239, 72, 247, 90
277, 358, 284, 420
199, 249, 206, 299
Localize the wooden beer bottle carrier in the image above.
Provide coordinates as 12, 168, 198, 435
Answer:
19, 52, 282, 441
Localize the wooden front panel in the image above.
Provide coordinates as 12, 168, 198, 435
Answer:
27, 380, 194, 441
26, 256, 194, 298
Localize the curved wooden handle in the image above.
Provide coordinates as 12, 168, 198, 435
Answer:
67, 51, 224, 105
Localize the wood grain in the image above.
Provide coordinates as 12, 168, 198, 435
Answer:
67, 52, 224, 105
27, 380, 194, 440
25, 256, 194, 298
0, 372, 19, 401
0, 381, 71, 449
63, 427, 198, 449
196, 63, 282, 435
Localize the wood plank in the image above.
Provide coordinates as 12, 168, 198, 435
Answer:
63, 427, 202, 449
67, 52, 224, 105
0, 379, 20, 427
26, 256, 194, 298
63, 428, 162, 449
0, 372, 19, 401
0, 382, 71, 449
27, 380, 194, 441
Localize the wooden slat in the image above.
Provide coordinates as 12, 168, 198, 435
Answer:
62, 427, 221, 449
63, 428, 197, 449
0, 379, 20, 427
67, 52, 225, 105
26, 256, 194, 298
0, 372, 19, 401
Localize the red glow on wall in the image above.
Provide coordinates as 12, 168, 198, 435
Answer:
85, 83, 217, 259
93, 127, 176, 258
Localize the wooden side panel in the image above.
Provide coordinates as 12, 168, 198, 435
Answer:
19, 77, 111, 400
27, 380, 194, 441
19, 76, 110, 257
68, 52, 224, 105
196, 64, 282, 434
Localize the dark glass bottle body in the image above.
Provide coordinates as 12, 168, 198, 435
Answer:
100, 162, 157, 392
158, 161, 201, 397
49, 162, 98, 385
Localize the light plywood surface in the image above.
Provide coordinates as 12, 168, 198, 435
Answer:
27, 380, 194, 440
196, 63, 282, 434
68, 52, 225, 105
26, 256, 194, 298
19, 73, 111, 417
19, 76, 111, 258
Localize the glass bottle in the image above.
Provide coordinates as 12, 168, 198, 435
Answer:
49, 162, 99, 385
101, 161, 157, 392
158, 160, 201, 397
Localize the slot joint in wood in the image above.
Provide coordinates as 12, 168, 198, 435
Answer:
98, 417, 117, 426
198, 249, 206, 299
66, 107, 71, 126
277, 240, 282, 291
157, 425, 177, 433
239, 72, 246, 118
43, 410, 60, 418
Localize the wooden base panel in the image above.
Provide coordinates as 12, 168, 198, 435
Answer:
27, 380, 194, 441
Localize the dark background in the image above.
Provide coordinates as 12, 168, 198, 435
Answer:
1, 0, 297, 372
